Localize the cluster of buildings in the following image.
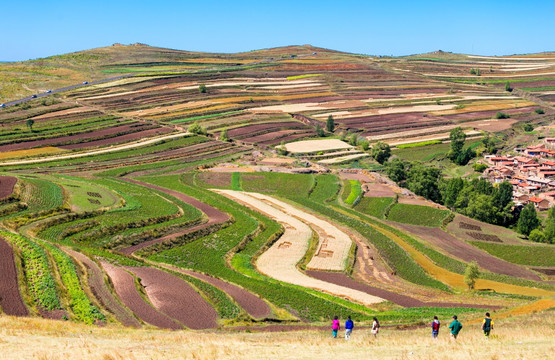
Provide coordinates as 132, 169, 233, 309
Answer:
483, 138, 555, 211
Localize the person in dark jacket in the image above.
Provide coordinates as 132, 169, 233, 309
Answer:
345, 316, 354, 340
431, 316, 440, 339
481, 312, 494, 339
449, 315, 463, 339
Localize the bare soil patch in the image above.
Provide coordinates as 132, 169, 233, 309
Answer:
58, 127, 172, 150
126, 267, 218, 329
0, 176, 17, 199
0, 237, 29, 316
466, 232, 503, 243
176, 268, 271, 319
394, 223, 541, 281
65, 249, 140, 327
284, 139, 352, 153
100, 261, 182, 330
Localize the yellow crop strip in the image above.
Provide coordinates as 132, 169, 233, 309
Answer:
0, 147, 66, 160
431, 101, 536, 115
467, 298, 555, 324
210, 92, 334, 104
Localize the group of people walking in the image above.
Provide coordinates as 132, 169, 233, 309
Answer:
332, 313, 494, 340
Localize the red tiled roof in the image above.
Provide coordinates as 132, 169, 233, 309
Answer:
528, 197, 544, 203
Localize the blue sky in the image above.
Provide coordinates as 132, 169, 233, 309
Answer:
1, 0, 554, 61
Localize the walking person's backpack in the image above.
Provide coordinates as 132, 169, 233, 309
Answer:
483, 318, 492, 331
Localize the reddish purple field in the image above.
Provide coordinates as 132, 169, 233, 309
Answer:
0, 176, 17, 199
0, 237, 29, 316
58, 127, 172, 150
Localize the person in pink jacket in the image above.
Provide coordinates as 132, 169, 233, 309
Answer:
332, 316, 340, 338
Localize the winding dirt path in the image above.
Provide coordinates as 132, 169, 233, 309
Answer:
119, 179, 229, 255
125, 267, 218, 329
173, 267, 272, 319
215, 190, 385, 306
100, 262, 182, 330
394, 223, 542, 281
0, 237, 29, 316
64, 250, 140, 327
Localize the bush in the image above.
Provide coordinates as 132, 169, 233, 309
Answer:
473, 163, 488, 173
523, 123, 534, 132
199, 84, 207, 93
464, 261, 480, 290
188, 121, 204, 135
528, 229, 546, 243
470, 68, 481, 76
494, 112, 510, 119
534, 108, 545, 114
505, 81, 513, 92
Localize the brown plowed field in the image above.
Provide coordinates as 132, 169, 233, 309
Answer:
65, 250, 140, 327
0, 124, 147, 152
58, 127, 172, 150
178, 268, 271, 319
100, 262, 182, 330
306, 271, 498, 309
394, 223, 542, 281
125, 267, 218, 329
119, 179, 229, 255
0, 176, 17, 199
0, 237, 29, 316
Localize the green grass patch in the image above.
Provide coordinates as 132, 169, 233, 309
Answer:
231, 172, 241, 190
396, 140, 442, 149
387, 203, 449, 227
286, 74, 322, 80
521, 86, 555, 92
469, 241, 555, 267
344, 180, 362, 206
355, 197, 395, 219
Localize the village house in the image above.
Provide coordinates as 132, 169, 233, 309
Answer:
528, 196, 550, 211
544, 138, 555, 148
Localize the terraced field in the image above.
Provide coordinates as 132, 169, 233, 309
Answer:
1, 44, 553, 331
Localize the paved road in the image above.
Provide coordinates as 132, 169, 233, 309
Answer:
1, 52, 317, 107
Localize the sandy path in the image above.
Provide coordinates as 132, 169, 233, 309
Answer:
0, 132, 188, 166
171, 267, 271, 319
119, 179, 229, 255
100, 262, 182, 330
125, 267, 218, 329
0, 176, 17, 198
393, 223, 542, 281
64, 250, 140, 327
0, 237, 29, 316
214, 190, 384, 306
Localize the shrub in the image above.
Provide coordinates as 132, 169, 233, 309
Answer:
219, 128, 229, 141
505, 81, 513, 92
523, 123, 534, 132
469, 68, 481, 76
528, 229, 546, 243
326, 115, 335, 132
188, 121, 204, 134
464, 261, 480, 290
494, 112, 510, 119
199, 84, 207, 93
534, 108, 545, 114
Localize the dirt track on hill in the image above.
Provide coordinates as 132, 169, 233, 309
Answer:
65, 249, 140, 327
0, 237, 29, 316
126, 267, 218, 329
120, 179, 229, 255
394, 223, 542, 281
100, 262, 182, 330
0, 176, 17, 199
176, 268, 272, 319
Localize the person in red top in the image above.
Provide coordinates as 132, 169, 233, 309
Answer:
332, 316, 340, 338
431, 316, 440, 339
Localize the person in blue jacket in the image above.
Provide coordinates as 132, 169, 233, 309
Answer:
345, 315, 354, 340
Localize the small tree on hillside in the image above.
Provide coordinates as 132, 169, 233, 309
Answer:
505, 81, 512, 92
315, 124, 325, 137
188, 121, 203, 134
448, 127, 466, 162
371, 142, 391, 164
326, 115, 335, 132
464, 261, 480, 290
199, 84, 207, 93
517, 203, 540, 236
349, 133, 358, 146
219, 128, 229, 142
26, 119, 34, 131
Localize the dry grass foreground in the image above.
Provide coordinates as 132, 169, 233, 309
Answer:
0, 311, 553, 359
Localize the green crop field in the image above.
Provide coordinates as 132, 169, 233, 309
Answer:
386, 203, 450, 227
355, 197, 395, 219
470, 241, 555, 267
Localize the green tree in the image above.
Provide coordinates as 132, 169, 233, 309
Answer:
199, 84, 207, 93
26, 119, 35, 131
464, 261, 480, 290
534, 108, 545, 114
315, 124, 324, 137
505, 81, 512, 92
349, 133, 358, 146
188, 121, 203, 134
406, 164, 442, 202
443, 178, 464, 209
543, 207, 555, 244
528, 229, 546, 243
517, 203, 540, 236
465, 194, 497, 224
492, 181, 513, 209
359, 139, 369, 151
371, 142, 391, 164
448, 127, 466, 162
326, 115, 335, 132
385, 158, 407, 183
523, 123, 534, 132
219, 128, 229, 141
455, 147, 475, 165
